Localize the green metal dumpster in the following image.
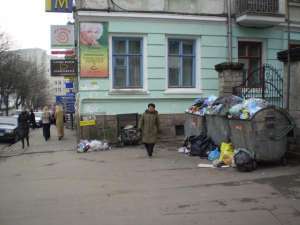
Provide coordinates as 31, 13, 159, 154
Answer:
229, 106, 295, 162
184, 113, 206, 137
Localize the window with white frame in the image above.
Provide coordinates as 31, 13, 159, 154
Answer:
112, 37, 143, 89
168, 39, 195, 88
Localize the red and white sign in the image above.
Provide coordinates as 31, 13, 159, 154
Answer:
51, 25, 74, 49
51, 50, 75, 55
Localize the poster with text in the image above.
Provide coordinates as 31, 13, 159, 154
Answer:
80, 22, 108, 77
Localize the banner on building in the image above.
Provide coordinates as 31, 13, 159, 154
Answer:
45, 0, 73, 13
79, 22, 109, 78
51, 25, 74, 49
51, 59, 76, 76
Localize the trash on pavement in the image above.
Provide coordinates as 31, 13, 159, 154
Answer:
197, 163, 214, 168
189, 134, 216, 158
219, 142, 234, 165
178, 146, 190, 154
234, 148, 256, 172
77, 140, 111, 153
208, 147, 220, 161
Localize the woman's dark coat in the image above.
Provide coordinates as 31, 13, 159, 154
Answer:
138, 110, 160, 144
18, 111, 30, 138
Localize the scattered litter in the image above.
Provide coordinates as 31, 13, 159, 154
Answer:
77, 140, 111, 153
234, 148, 256, 172
197, 163, 230, 168
197, 163, 214, 168
189, 134, 216, 158
178, 146, 190, 154
208, 148, 220, 161
219, 142, 234, 165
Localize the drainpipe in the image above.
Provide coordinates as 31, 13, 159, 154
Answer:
286, 0, 291, 111
227, 0, 233, 63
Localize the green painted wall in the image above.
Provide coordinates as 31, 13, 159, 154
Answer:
78, 18, 300, 115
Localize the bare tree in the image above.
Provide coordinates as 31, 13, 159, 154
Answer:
0, 31, 11, 112
0, 30, 50, 114
0, 52, 22, 115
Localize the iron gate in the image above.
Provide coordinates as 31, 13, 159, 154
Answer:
233, 64, 283, 108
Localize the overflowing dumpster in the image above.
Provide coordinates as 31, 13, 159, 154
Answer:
229, 106, 295, 163
206, 115, 230, 146
183, 96, 295, 169
184, 113, 206, 137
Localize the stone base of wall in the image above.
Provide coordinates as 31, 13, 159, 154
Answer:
79, 113, 185, 143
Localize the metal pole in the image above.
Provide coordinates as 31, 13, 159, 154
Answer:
227, 0, 233, 63
286, 0, 291, 111
73, 9, 81, 143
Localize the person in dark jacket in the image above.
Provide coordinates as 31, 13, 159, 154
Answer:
18, 108, 30, 149
138, 103, 160, 157
29, 109, 36, 129
42, 106, 51, 141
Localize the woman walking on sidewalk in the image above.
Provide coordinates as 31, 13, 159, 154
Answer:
42, 106, 51, 141
18, 108, 30, 149
55, 105, 64, 140
138, 103, 160, 157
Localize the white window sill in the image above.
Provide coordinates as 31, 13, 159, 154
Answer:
164, 89, 202, 95
108, 89, 149, 95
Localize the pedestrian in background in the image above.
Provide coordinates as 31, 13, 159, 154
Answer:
138, 103, 160, 157
42, 106, 51, 141
55, 105, 64, 140
18, 108, 30, 149
29, 109, 36, 129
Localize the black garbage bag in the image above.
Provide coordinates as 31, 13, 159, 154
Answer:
189, 134, 216, 158
234, 148, 257, 172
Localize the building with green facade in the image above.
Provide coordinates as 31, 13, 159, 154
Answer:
73, 0, 300, 141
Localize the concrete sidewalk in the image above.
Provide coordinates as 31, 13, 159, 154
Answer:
0, 125, 76, 157
1, 126, 300, 225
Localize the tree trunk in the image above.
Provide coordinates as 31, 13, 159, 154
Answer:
4, 95, 9, 116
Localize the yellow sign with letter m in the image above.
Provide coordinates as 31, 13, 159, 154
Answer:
45, 0, 73, 13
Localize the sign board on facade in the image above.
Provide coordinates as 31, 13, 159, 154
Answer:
45, 0, 73, 13
51, 25, 74, 49
79, 22, 109, 78
51, 59, 76, 76
55, 95, 64, 105
65, 82, 74, 89
80, 120, 96, 127
56, 95, 75, 113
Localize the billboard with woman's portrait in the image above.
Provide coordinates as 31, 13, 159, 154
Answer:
79, 22, 108, 77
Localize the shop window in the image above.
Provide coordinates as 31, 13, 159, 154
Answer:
112, 37, 143, 89
238, 41, 262, 87
168, 39, 195, 88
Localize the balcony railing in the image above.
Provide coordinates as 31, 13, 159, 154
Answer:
235, 0, 279, 16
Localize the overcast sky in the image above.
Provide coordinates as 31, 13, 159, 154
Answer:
0, 0, 72, 51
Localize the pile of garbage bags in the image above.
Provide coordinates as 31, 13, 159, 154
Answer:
186, 95, 269, 120
77, 140, 111, 153
178, 137, 256, 172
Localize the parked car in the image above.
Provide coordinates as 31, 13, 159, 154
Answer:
34, 111, 43, 128
0, 116, 19, 143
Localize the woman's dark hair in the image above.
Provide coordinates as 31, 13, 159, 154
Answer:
148, 103, 155, 108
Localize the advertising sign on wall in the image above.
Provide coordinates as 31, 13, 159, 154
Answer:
51, 59, 76, 76
79, 22, 109, 78
45, 0, 73, 13
51, 25, 74, 48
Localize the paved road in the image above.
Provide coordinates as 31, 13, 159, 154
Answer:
0, 127, 300, 225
